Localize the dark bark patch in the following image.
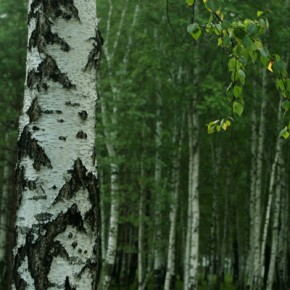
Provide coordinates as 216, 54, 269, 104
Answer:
52, 158, 99, 231
29, 0, 80, 23
27, 56, 76, 91
31, 195, 47, 201
57, 119, 64, 123
65, 276, 76, 290
78, 110, 88, 121
13, 204, 86, 290
84, 29, 104, 72
76, 131, 87, 139
29, 12, 70, 53
13, 245, 28, 290
18, 126, 52, 171
59, 136, 67, 141
27, 97, 41, 122
66, 101, 80, 107
43, 109, 54, 114
32, 126, 40, 131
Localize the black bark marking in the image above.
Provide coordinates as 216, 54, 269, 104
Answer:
59, 136, 67, 141
15, 166, 38, 208
43, 109, 54, 114
84, 29, 104, 72
29, 12, 70, 53
29, 0, 80, 23
27, 56, 76, 91
15, 166, 25, 208
53, 158, 99, 231
78, 110, 88, 121
18, 126, 52, 170
13, 245, 28, 290
65, 276, 76, 290
76, 130, 87, 139
31, 195, 47, 201
65, 101, 80, 107
27, 97, 41, 122
57, 119, 64, 123
13, 204, 86, 290
32, 126, 40, 131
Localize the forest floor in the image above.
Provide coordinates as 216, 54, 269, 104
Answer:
111, 275, 237, 290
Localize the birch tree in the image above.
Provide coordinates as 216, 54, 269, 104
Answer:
13, 1, 101, 288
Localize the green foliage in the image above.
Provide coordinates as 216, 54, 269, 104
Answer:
189, 1, 290, 135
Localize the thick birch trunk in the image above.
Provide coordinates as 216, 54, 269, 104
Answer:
13, 1, 100, 289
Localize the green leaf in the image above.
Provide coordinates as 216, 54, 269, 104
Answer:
260, 47, 269, 58
279, 126, 289, 139
257, 11, 264, 17
282, 100, 290, 111
228, 58, 236, 72
272, 60, 286, 74
242, 35, 253, 49
234, 86, 242, 97
187, 23, 202, 40
186, 0, 195, 5
206, 0, 221, 12
222, 35, 231, 47
246, 22, 259, 36
276, 78, 286, 91
233, 100, 244, 116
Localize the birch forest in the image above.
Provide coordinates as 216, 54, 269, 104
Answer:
0, 0, 290, 289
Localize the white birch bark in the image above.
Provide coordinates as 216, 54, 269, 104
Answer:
266, 162, 283, 290
260, 98, 283, 284
13, 1, 100, 289
153, 92, 164, 289
187, 112, 200, 290
252, 69, 267, 290
164, 120, 183, 290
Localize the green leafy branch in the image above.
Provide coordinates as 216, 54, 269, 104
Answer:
186, 0, 290, 138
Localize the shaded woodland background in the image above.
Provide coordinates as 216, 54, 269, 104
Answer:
0, 0, 290, 289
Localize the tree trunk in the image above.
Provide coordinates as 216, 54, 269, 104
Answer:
252, 70, 267, 290
164, 118, 183, 290
260, 97, 283, 286
13, 1, 101, 289
266, 162, 283, 290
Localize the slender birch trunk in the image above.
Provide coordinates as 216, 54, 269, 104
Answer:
153, 93, 164, 290
187, 111, 200, 290
252, 70, 267, 290
265, 161, 283, 290
260, 98, 283, 285
164, 120, 183, 290
13, 1, 100, 288
138, 168, 145, 290
276, 175, 288, 290
246, 104, 258, 288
